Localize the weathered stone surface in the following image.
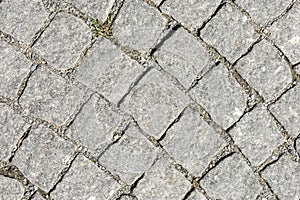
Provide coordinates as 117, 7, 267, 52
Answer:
0, 41, 31, 98
161, 107, 224, 176
269, 3, 300, 64
262, 156, 300, 200
160, 0, 219, 31
236, 40, 292, 101
52, 154, 119, 200
120, 69, 189, 138
0, 0, 47, 43
186, 190, 207, 200
229, 105, 284, 166
77, 38, 144, 104
200, 4, 259, 62
113, 0, 166, 53
201, 154, 261, 199
98, 123, 158, 184
134, 155, 190, 199
190, 64, 246, 129
153, 27, 211, 88
12, 125, 75, 191
19, 66, 85, 126
0, 176, 23, 200
33, 12, 91, 69
269, 85, 300, 137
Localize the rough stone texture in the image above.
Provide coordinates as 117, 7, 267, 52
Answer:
77, 38, 144, 104
12, 125, 74, 191
161, 107, 224, 176
33, 12, 91, 69
160, 0, 219, 31
190, 64, 246, 129
262, 156, 300, 200
120, 69, 189, 138
0, 176, 23, 200
200, 4, 259, 63
269, 85, 300, 137
0, 41, 31, 98
0, 104, 29, 160
229, 105, 284, 166
98, 123, 158, 184
19, 66, 85, 126
0, 0, 47, 43
31, 193, 45, 200
269, 3, 300, 64
201, 154, 261, 199
153, 27, 211, 88
186, 190, 207, 200
52, 154, 119, 200
113, 0, 166, 53
134, 155, 190, 200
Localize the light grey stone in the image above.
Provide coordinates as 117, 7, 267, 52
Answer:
33, 12, 91, 69
269, 3, 300, 64
77, 38, 144, 104
0, 104, 29, 160
66, 94, 123, 150
98, 123, 158, 184
64, 0, 114, 22
235, 40, 292, 101
31, 193, 45, 200
152, 0, 162, 6
229, 105, 284, 166
0, 41, 31, 98
161, 107, 224, 176
0, 0, 47, 43
297, 139, 300, 157
52, 154, 119, 200
262, 156, 300, 200
235, 0, 289, 25
186, 190, 207, 200
120, 69, 189, 138
119, 195, 137, 200
200, 4, 259, 63
12, 125, 75, 191
190, 64, 246, 129
0, 176, 23, 200
19, 66, 85, 126
153, 27, 211, 88
113, 0, 167, 53
160, 0, 219, 31
269, 85, 300, 137
134, 155, 190, 200
201, 154, 261, 199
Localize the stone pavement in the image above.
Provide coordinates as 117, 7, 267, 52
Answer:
0, 0, 300, 199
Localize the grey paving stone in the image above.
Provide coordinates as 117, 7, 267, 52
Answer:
186, 190, 207, 200
269, 85, 300, 137
98, 123, 158, 184
52, 154, 119, 200
0, 176, 23, 200
235, 0, 290, 25
77, 38, 144, 104
0, 104, 29, 160
0, 0, 47, 43
269, 3, 300, 64
12, 125, 75, 191
229, 105, 284, 166
235, 40, 292, 101
0, 41, 31, 98
161, 107, 224, 176
33, 12, 91, 69
66, 94, 123, 150
200, 4, 259, 63
19, 66, 85, 126
201, 154, 261, 199
190, 64, 246, 129
153, 27, 211, 88
120, 69, 189, 138
134, 154, 190, 200
64, 0, 114, 22
160, 0, 219, 31
113, 0, 167, 53
262, 156, 300, 200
